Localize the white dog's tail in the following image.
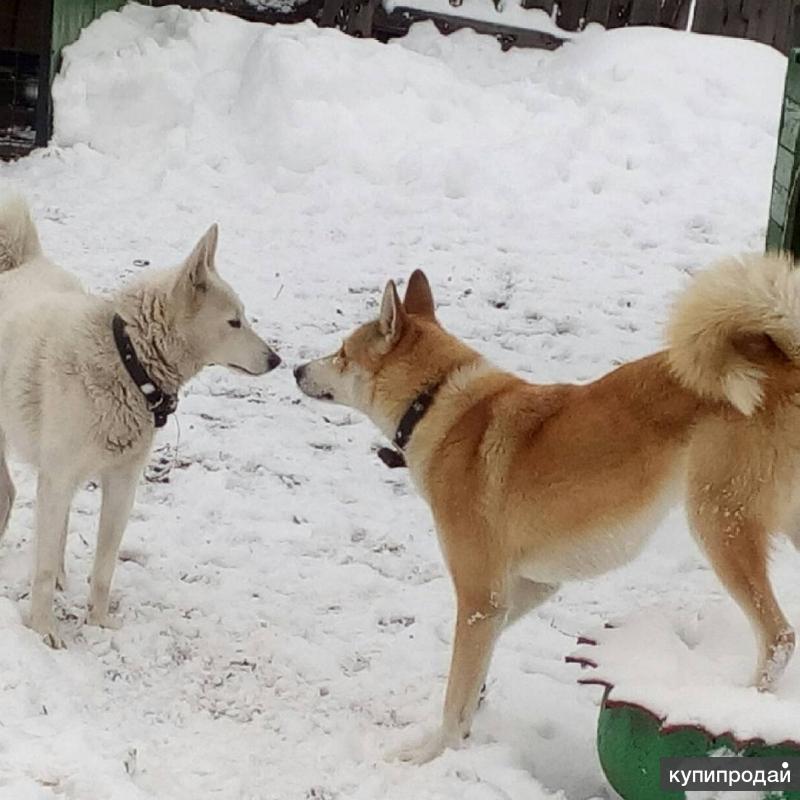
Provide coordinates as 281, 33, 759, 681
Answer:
667, 253, 800, 415
0, 191, 42, 273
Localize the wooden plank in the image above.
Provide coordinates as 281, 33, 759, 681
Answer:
556, 0, 589, 30
606, 0, 632, 28
319, 0, 347, 26
584, 0, 611, 25
520, 0, 555, 12
722, 0, 747, 37
742, 0, 763, 39
375, 4, 567, 46
628, 0, 658, 25
657, 0, 691, 29
754, 0, 778, 44
149, 0, 322, 24
771, 0, 797, 53
346, 0, 381, 35
34, 0, 51, 147
793, 0, 800, 50
691, 0, 727, 34
771, 180, 790, 231
766, 218, 785, 252
775, 144, 795, 189
51, 0, 95, 63
94, 0, 129, 15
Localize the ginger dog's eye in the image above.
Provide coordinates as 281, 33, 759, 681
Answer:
228, 319, 242, 329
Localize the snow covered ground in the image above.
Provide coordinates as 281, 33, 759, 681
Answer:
0, 4, 794, 798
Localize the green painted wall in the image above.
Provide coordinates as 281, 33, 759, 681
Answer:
767, 49, 800, 255
50, 0, 136, 82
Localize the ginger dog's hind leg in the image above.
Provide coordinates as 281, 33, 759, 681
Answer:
689, 491, 794, 690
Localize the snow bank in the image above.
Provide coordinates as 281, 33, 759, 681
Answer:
0, 4, 793, 799
52, 4, 784, 281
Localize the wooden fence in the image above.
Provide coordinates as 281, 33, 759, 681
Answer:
692, 0, 799, 54
370, 0, 800, 52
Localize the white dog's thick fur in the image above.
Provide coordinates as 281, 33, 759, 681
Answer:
0, 192, 279, 648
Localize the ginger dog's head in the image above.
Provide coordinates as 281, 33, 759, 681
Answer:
294, 270, 476, 438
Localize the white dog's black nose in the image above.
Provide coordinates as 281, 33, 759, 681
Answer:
267, 351, 281, 371
293, 364, 306, 382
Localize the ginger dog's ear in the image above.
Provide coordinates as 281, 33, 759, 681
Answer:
403, 269, 435, 319
378, 280, 405, 344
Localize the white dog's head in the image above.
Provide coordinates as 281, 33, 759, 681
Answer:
172, 225, 280, 376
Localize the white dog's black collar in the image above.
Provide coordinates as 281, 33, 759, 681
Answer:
112, 314, 178, 429
377, 382, 442, 469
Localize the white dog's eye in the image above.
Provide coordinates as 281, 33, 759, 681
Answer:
228, 319, 242, 329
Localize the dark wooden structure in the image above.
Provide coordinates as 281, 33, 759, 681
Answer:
693, 0, 800, 55
1, 0, 134, 159
149, 0, 325, 26
0, 0, 52, 159
371, 0, 694, 50
369, 0, 800, 53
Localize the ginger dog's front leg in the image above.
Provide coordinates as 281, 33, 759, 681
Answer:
394, 584, 508, 764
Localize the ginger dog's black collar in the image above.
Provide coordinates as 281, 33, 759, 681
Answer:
377, 382, 442, 469
112, 313, 177, 429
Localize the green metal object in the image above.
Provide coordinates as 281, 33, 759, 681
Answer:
768, 48, 800, 255
49, 0, 132, 84
597, 690, 800, 800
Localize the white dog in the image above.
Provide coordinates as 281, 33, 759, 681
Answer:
0, 192, 280, 648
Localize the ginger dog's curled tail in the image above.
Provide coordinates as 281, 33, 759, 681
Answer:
0, 191, 41, 273
667, 253, 800, 415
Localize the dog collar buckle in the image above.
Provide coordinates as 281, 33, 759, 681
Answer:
377, 446, 407, 469
146, 392, 178, 429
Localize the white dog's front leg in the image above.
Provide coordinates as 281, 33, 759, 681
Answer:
87, 464, 139, 629
0, 435, 16, 540
55, 517, 69, 591
29, 473, 75, 649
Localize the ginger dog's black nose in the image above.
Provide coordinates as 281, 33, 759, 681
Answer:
267, 351, 281, 371
293, 364, 306, 382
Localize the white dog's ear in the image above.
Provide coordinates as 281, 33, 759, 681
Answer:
179, 224, 219, 295
378, 280, 405, 344
403, 269, 435, 319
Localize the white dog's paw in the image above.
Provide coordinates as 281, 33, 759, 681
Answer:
86, 609, 123, 630
387, 729, 455, 765
29, 616, 66, 650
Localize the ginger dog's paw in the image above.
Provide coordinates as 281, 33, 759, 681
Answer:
387, 728, 455, 765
